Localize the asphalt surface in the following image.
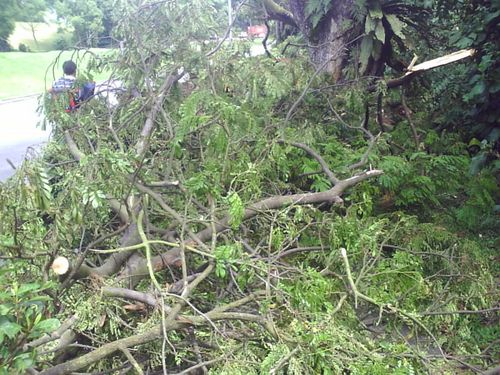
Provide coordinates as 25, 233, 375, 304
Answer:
0, 96, 51, 181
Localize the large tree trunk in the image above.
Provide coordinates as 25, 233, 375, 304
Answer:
290, 1, 353, 79
267, 0, 355, 81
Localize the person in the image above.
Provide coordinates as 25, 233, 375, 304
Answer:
48, 60, 77, 94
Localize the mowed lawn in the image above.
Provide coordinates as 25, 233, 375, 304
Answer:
0, 50, 111, 99
8, 22, 71, 52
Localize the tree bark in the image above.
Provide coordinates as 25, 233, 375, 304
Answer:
264, 0, 355, 79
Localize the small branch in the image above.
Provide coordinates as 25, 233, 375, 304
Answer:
145, 180, 180, 187
277, 140, 339, 185
376, 92, 385, 132
270, 346, 300, 375
171, 358, 223, 375
401, 88, 419, 149
347, 133, 380, 171
419, 306, 500, 316
24, 315, 78, 351
135, 71, 184, 158
119, 347, 144, 375
102, 287, 163, 309
194, 169, 383, 244
64, 131, 85, 162
376, 49, 475, 90
262, 20, 273, 58
275, 246, 324, 260
205, 0, 249, 58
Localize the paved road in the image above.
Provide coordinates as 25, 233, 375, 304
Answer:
0, 96, 50, 181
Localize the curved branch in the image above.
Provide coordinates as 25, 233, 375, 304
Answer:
262, 0, 297, 27
278, 140, 339, 185
135, 70, 185, 158
195, 169, 383, 243
206, 0, 249, 58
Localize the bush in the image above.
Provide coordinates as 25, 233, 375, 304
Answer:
18, 43, 30, 52
53, 35, 70, 51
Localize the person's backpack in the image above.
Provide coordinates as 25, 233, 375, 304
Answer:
65, 82, 96, 112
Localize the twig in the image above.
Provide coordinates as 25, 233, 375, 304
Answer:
171, 357, 223, 375
277, 140, 339, 185
119, 347, 144, 375
285, 34, 363, 124
205, 0, 249, 57
419, 306, 500, 316
401, 88, 419, 149
270, 346, 299, 375
340, 247, 447, 361
262, 20, 273, 58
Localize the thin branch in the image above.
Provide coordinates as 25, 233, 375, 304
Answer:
135, 70, 184, 158
24, 315, 78, 351
270, 346, 300, 375
277, 140, 339, 185
205, 0, 249, 57
419, 306, 500, 316
171, 358, 224, 375
285, 34, 363, 124
119, 347, 144, 375
401, 88, 419, 149
275, 246, 324, 260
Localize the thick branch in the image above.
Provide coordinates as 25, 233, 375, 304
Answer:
262, 0, 297, 27
124, 170, 383, 280
379, 49, 475, 89
102, 287, 161, 308
135, 71, 184, 158
195, 169, 383, 243
24, 315, 78, 351
39, 294, 264, 375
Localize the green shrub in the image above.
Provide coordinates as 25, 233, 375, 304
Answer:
18, 43, 30, 52
53, 35, 70, 51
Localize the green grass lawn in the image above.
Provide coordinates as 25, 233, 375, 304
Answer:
8, 22, 72, 52
9, 22, 71, 52
0, 50, 111, 99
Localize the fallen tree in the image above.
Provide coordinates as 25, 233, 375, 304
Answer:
0, 1, 497, 374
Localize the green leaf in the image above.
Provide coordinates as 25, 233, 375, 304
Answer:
33, 318, 60, 334
365, 15, 376, 33
374, 21, 386, 43
359, 35, 373, 74
226, 192, 244, 230
18, 283, 42, 296
0, 304, 12, 315
0, 319, 22, 339
13, 353, 34, 372
385, 14, 405, 40
484, 10, 500, 24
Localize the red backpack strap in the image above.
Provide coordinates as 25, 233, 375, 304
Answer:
65, 89, 79, 112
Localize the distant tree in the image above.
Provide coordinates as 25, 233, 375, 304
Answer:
54, 0, 114, 47
15, 0, 48, 47
0, 0, 17, 51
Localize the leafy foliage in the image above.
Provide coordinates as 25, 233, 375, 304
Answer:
0, 265, 59, 374
0, 0, 498, 374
